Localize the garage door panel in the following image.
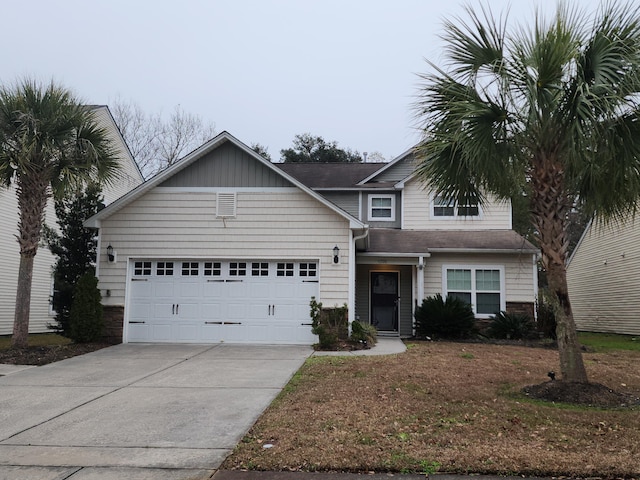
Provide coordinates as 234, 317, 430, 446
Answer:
127, 259, 319, 344
153, 281, 174, 297
174, 322, 200, 342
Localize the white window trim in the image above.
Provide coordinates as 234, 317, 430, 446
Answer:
441, 264, 505, 318
368, 194, 396, 222
430, 194, 482, 220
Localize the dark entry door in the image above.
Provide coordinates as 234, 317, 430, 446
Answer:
370, 272, 399, 331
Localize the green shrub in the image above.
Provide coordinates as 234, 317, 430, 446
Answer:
414, 294, 476, 339
310, 297, 348, 350
487, 311, 537, 340
536, 289, 557, 340
69, 273, 103, 343
350, 320, 377, 346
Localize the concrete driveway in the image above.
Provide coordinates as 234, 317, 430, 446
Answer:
0, 343, 312, 479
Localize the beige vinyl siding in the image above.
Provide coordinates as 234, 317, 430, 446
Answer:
97, 188, 351, 308
423, 253, 535, 304
567, 219, 640, 335
0, 107, 142, 335
92, 106, 144, 202
0, 186, 57, 334
402, 178, 512, 230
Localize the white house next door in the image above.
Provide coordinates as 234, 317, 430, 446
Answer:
127, 259, 319, 344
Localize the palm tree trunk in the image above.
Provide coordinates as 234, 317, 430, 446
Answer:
11, 172, 49, 349
12, 255, 34, 348
546, 261, 588, 382
531, 152, 588, 383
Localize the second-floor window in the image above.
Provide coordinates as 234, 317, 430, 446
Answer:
369, 194, 395, 221
433, 195, 479, 217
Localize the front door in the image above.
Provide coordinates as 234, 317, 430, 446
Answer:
370, 271, 399, 332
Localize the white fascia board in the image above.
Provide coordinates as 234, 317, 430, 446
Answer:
566, 217, 593, 267
394, 171, 418, 189
358, 252, 431, 258
428, 248, 540, 254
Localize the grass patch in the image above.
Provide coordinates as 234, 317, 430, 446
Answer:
223, 341, 640, 478
578, 332, 640, 352
0, 333, 71, 350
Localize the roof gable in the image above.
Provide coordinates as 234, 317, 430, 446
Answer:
161, 141, 293, 188
358, 148, 416, 185
85, 131, 365, 229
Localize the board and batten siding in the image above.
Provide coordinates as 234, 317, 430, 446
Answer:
402, 178, 512, 230
423, 253, 536, 304
97, 188, 352, 308
160, 142, 292, 189
321, 192, 360, 219
567, 218, 640, 335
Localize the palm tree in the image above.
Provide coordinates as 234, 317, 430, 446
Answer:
414, 2, 640, 382
0, 79, 119, 348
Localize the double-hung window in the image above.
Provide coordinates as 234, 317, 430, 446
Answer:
368, 194, 395, 221
443, 266, 504, 317
433, 195, 479, 218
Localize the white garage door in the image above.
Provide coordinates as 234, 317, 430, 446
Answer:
127, 259, 319, 344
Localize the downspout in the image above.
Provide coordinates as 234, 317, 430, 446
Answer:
349, 226, 370, 334
416, 256, 425, 337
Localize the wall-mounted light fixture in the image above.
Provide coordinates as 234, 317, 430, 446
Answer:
107, 244, 115, 263
333, 245, 340, 264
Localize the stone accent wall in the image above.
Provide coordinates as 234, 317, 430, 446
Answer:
506, 301, 535, 319
102, 305, 124, 344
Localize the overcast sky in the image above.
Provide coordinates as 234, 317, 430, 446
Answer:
4, 0, 603, 162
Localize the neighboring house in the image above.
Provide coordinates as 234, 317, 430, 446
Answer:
85, 131, 538, 345
567, 217, 640, 335
0, 106, 144, 336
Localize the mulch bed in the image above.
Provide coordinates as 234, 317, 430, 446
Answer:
523, 380, 640, 408
0, 343, 111, 366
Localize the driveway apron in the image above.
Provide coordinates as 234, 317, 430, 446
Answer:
0, 343, 312, 479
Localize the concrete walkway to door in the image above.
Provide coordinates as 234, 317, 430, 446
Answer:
0, 343, 312, 480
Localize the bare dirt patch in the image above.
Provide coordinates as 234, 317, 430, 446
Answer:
223, 341, 640, 478
0, 343, 110, 366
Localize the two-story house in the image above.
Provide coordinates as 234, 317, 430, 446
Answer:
85, 132, 538, 344
0, 106, 144, 336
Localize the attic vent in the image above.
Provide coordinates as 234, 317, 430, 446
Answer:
216, 192, 237, 218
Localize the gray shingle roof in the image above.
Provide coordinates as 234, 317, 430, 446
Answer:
276, 162, 386, 188
365, 229, 538, 254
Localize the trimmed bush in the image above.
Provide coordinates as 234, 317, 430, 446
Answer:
310, 297, 348, 350
69, 273, 104, 343
487, 311, 537, 340
414, 294, 476, 339
350, 320, 377, 346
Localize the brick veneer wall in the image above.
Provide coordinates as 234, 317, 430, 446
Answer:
506, 301, 535, 319
102, 305, 124, 344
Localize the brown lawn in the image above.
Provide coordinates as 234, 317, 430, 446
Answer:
222, 341, 640, 478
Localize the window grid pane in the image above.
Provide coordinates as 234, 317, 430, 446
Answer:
229, 262, 247, 276
447, 269, 471, 290
277, 262, 294, 277
251, 262, 269, 276
477, 293, 501, 314
300, 263, 317, 277
134, 261, 152, 276
156, 262, 174, 276
182, 262, 199, 276
203, 262, 221, 276
476, 270, 500, 291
